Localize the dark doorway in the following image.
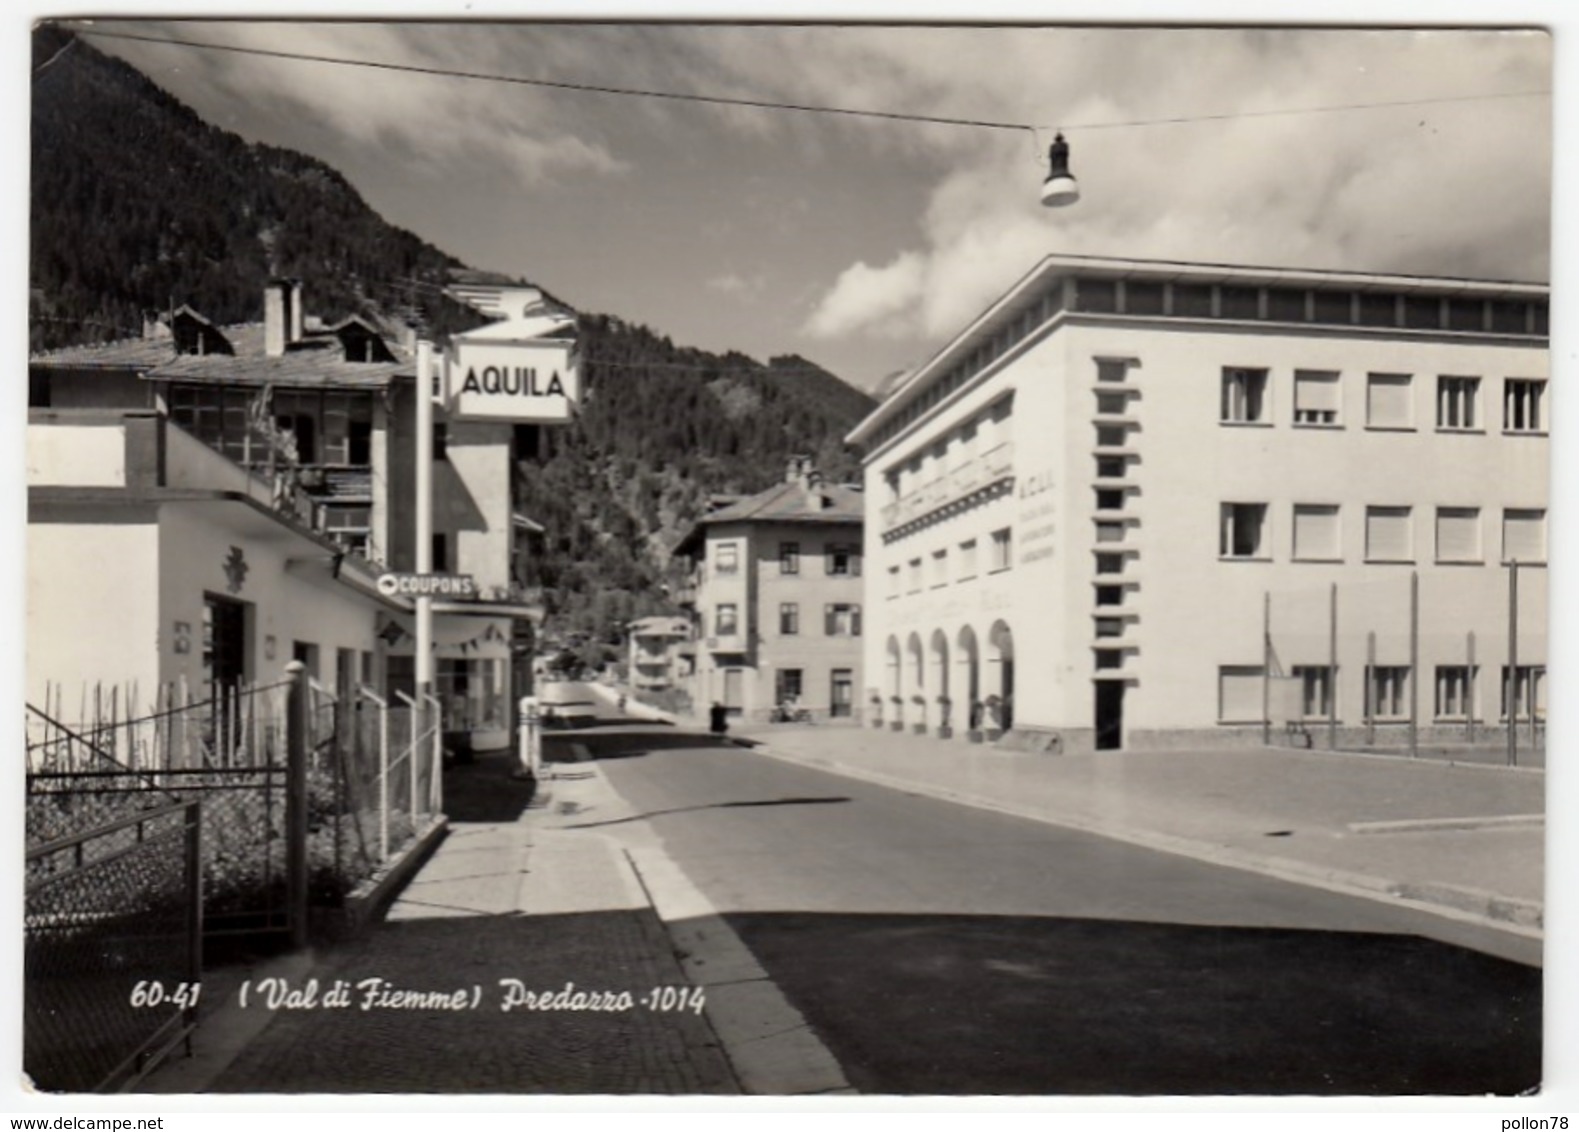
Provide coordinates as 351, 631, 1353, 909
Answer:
1095, 680, 1124, 750
204, 594, 248, 758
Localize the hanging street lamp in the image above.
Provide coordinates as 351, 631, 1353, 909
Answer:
1040, 132, 1080, 207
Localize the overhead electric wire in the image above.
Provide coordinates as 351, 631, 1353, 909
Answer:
71, 25, 1548, 137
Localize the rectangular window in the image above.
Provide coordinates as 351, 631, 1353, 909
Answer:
1358, 292, 1398, 327
825, 603, 861, 637
1095, 521, 1126, 544
1095, 391, 1129, 416
1365, 506, 1413, 562
1293, 370, 1341, 425
1503, 379, 1546, 433
1095, 553, 1126, 576
1447, 297, 1485, 332
1434, 666, 1477, 720
1096, 488, 1125, 512
1370, 666, 1410, 720
324, 505, 373, 558
715, 604, 738, 636
825, 544, 861, 576
1094, 425, 1129, 448
1220, 503, 1269, 559
959, 539, 978, 580
1094, 649, 1125, 670
431, 532, 449, 573
1220, 286, 1261, 320
1096, 455, 1128, 479
1312, 290, 1354, 325
1404, 295, 1443, 330
1173, 284, 1213, 318
1267, 288, 1309, 323
888, 564, 901, 599
1221, 367, 1269, 423
1292, 665, 1334, 719
1366, 373, 1414, 429
1501, 665, 1545, 722
1219, 666, 1264, 723
779, 542, 800, 575
1124, 282, 1164, 315
990, 528, 1013, 572
908, 558, 923, 594
779, 602, 799, 636
1095, 617, 1125, 639
1292, 504, 1340, 561
1437, 376, 1480, 430
715, 542, 739, 575
1435, 507, 1481, 563
1502, 509, 1546, 564
931, 549, 948, 588
1095, 584, 1125, 607
775, 668, 804, 704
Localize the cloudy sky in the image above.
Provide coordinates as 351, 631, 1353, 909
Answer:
57, 13, 1554, 392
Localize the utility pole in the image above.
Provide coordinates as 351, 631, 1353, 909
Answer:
416, 340, 435, 780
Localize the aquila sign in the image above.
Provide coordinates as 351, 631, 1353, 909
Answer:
449, 337, 579, 424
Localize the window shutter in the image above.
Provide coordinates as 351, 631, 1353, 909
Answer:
1435, 508, 1480, 562
824, 545, 834, 575
1292, 505, 1339, 560
1219, 667, 1264, 722
1367, 374, 1413, 427
1294, 371, 1340, 414
825, 605, 835, 636
851, 550, 862, 577
1503, 510, 1546, 563
853, 605, 863, 637
1366, 507, 1412, 561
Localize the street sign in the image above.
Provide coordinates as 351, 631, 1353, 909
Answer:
449, 337, 579, 423
376, 572, 479, 599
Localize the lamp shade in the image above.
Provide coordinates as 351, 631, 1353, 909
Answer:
1041, 132, 1080, 207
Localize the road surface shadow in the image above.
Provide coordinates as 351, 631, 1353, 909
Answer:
719, 910, 1541, 1096
546, 730, 747, 759
562, 795, 851, 829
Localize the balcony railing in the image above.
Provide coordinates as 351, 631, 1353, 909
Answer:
881, 441, 1015, 530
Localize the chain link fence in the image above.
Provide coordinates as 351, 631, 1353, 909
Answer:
25, 801, 201, 1093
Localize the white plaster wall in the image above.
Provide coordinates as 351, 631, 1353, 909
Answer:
27, 424, 126, 486
1057, 320, 1549, 733
27, 521, 161, 706
157, 506, 384, 693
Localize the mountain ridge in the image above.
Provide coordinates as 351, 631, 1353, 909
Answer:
29, 26, 876, 655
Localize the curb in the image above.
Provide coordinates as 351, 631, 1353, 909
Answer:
748, 743, 1544, 939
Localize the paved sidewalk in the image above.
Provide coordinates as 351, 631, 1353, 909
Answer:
146, 748, 739, 1095
723, 720, 1545, 934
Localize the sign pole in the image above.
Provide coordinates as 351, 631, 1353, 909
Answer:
416, 341, 436, 780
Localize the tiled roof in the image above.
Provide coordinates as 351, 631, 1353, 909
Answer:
31, 323, 411, 388
673, 478, 864, 558
699, 480, 864, 526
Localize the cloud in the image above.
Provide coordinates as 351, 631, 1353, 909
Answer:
792, 27, 1550, 345
111, 20, 630, 186
804, 252, 927, 339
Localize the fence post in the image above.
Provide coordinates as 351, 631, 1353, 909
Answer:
1409, 570, 1419, 759
1467, 631, 1477, 745
185, 800, 204, 1038
1261, 591, 1271, 747
285, 661, 310, 949
1328, 582, 1338, 751
1507, 560, 1519, 768
424, 693, 443, 815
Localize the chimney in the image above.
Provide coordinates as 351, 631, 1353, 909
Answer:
264, 279, 290, 357
289, 280, 304, 343
785, 453, 812, 486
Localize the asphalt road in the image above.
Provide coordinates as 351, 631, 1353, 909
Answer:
550, 704, 1541, 1097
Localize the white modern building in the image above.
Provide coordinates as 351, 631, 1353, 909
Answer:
851, 255, 1549, 753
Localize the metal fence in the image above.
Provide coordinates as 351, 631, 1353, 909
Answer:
25, 801, 202, 1093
